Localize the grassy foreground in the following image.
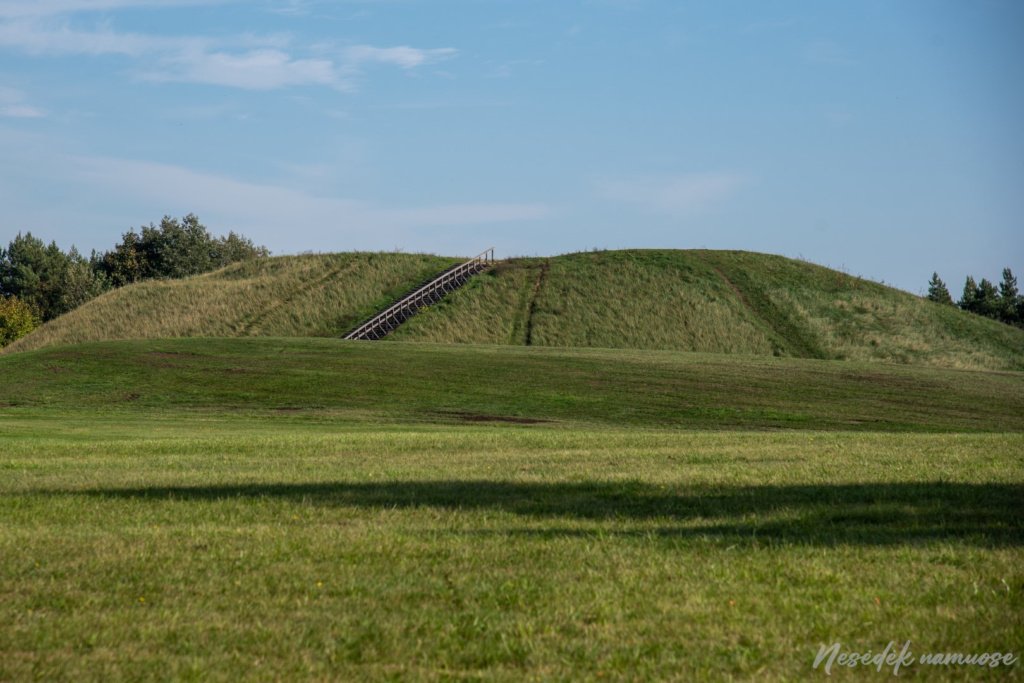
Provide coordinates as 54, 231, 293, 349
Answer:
1, 339, 1022, 680
2, 417, 1022, 681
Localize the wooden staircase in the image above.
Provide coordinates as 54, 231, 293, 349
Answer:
343, 248, 495, 341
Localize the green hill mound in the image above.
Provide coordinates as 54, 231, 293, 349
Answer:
393, 250, 1024, 370
5, 252, 457, 354
7, 249, 1023, 370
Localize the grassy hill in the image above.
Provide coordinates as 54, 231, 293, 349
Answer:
393, 250, 1024, 370
4, 252, 458, 354
7, 249, 1023, 370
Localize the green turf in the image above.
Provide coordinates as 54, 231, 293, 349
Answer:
2, 415, 1022, 681
1, 338, 1022, 680
1, 337, 1023, 432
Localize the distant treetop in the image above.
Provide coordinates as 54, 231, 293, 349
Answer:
0, 215, 268, 327
96, 214, 269, 287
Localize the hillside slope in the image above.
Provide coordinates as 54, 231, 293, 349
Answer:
392, 250, 1024, 370
5, 252, 457, 354
7, 249, 1023, 370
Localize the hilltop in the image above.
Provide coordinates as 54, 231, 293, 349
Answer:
7, 249, 1023, 370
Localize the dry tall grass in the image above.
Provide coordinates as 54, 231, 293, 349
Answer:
6, 252, 456, 353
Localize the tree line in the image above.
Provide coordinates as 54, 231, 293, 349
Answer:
927, 268, 1023, 327
1, 215, 268, 346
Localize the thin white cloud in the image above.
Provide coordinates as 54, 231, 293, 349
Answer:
146, 48, 343, 90
0, 86, 45, 118
0, 5, 456, 91
598, 173, 746, 216
0, 104, 45, 118
346, 45, 457, 69
0, 15, 286, 56
0, 18, 191, 55
0, 0, 232, 19
267, 1, 311, 17
70, 155, 550, 249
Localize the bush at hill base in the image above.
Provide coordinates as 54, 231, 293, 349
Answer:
0, 296, 39, 347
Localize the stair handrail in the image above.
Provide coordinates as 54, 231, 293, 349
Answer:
344, 248, 494, 340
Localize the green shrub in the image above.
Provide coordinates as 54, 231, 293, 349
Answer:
0, 296, 40, 347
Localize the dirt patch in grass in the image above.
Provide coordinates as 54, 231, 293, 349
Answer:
441, 411, 549, 425
147, 351, 202, 359
43, 351, 85, 361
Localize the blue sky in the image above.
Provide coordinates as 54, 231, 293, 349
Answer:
1, 0, 1021, 294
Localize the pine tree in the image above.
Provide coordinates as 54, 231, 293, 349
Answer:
976, 278, 1000, 319
926, 272, 953, 305
998, 268, 1020, 325
0, 233, 73, 321
959, 276, 979, 313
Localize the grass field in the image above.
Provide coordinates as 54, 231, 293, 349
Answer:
2, 338, 1022, 680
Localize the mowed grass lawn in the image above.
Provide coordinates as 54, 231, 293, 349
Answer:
1, 339, 1022, 680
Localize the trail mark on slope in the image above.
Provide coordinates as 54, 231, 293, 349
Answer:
524, 260, 550, 346
238, 260, 358, 335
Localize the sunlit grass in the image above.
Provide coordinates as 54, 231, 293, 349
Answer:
1, 415, 1021, 681
1, 339, 1021, 680
1, 338, 1022, 432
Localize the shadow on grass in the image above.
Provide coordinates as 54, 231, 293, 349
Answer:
51, 480, 1023, 546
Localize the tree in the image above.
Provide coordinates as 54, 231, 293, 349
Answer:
0, 295, 40, 347
975, 278, 1000, 319
60, 248, 109, 312
0, 233, 73, 321
97, 230, 144, 287
959, 276, 979, 314
96, 214, 268, 285
138, 214, 215, 279
214, 231, 271, 266
926, 272, 953, 305
1, 216, 265, 323
998, 267, 1020, 325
